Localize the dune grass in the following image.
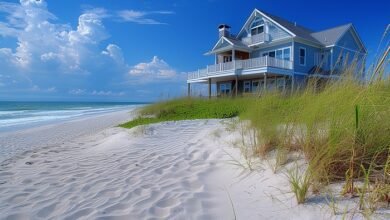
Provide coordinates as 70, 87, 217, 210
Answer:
120, 76, 389, 208
119, 98, 251, 129
120, 50, 389, 210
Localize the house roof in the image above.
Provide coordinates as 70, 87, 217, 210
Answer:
310, 23, 352, 46
254, 9, 365, 51
260, 10, 322, 45
206, 36, 251, 55
208, 9, 366, 55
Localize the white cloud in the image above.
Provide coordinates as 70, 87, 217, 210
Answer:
102, 44, 125, 64
0, 0, 113, 75
30, 85, 57, 92
69, 88, 124, 96
0, 0, 181, 100
117, 10, 173, 25
69, 89, 86, 95
129, 56, 177, 80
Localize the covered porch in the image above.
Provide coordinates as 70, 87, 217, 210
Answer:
187, 72, 295, 98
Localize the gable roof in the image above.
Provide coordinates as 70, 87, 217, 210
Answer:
207, 36, 251, 55
260, 10, 322, 45
311, 23, 352, 46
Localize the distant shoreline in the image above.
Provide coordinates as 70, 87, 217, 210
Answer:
0, 107, 139, 163
0, 102, 146, 133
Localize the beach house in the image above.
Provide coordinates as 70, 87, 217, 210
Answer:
187, 9, 367, 97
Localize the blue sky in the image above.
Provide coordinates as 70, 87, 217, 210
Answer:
0, 0, 388, 102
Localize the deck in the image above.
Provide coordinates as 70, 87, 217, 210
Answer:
187, 56, 293, 82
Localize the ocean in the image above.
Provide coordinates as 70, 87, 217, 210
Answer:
0, 101, 146, 132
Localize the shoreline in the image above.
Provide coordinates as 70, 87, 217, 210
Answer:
0, 108, 138, 163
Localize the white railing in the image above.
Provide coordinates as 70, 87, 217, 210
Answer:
187, 57, 293, 80
207, 61, 235, 73
242, 33, 268, 45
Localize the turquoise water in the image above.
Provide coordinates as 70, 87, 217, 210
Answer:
0, 102, 146, 132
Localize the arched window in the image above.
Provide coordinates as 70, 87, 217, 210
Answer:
250, 17, 264, 36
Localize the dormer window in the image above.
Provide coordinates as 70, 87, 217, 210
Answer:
250, 17, 264, 36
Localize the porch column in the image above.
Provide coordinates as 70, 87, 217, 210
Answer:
187, 83, 191, 97
215, 54, 217, 65
235, 75, 238, 97
208, 78, 211, 99
283, 76, 286, 93
264, 73, 267, 93
233, 49, 236, 67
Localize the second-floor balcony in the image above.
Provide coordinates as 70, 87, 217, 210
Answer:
188, 56, 293, 80
242, 33, 269, 45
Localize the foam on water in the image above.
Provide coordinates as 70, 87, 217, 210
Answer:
0, 102, 145, 132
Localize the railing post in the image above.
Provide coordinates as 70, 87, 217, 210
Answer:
207, 65, 209, 75
266, 56, 268, 67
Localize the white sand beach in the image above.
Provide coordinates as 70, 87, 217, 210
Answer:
0, 113, 388, 219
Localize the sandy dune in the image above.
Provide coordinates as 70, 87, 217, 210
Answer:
0, 118, 387, 219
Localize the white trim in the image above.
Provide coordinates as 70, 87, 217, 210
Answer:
260, 46, 292, 61
254, 9, 296, 36
292, 39, 295, 72
293, 71, 309, 76
211, 37, 233, 52
237, 9, 296, 39
248, 37, 292, 48
332, 24, 367, 53
299, 47, 306, 66
325, 45, 367, 55
330, 24, 352, 49
349, 25, 367, 53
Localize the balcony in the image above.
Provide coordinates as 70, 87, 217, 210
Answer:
188, 56, 293, 81
242, 33, 269, 46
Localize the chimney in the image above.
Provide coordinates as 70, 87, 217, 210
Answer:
294, 22, 297, 26
218, 24, 231, 38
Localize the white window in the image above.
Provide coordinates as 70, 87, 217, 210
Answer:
250, 17, 264, 36
276, 50, 283, 59
252, 80, 260, 92
223, 56, 232, 63
283, 48, 291, 61
299, 47, 306, 66
244, 81, 251, 93
261, 47, 291, 61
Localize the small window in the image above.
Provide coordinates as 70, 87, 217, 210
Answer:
299, 48, 306, 66
223, 56, 232, 63
252, 80, 260, 92
251, 25, 264, 35
250, 17, 264, 36
269, 51, 275, 58
276, 50, 283, 59
262, 52, 268, 57
220, 83, 231, 95
244, 81, 251, 93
